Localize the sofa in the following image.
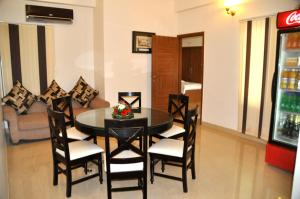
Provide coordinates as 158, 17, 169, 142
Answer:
3, 97, 110, 144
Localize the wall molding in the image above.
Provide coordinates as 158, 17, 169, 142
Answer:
202, 122, 267, 145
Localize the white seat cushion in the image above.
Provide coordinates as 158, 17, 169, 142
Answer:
110, 150, 144, 173
56, 140, 104, 161
148, 138, 184, 158
160, 124, 185, 138
59, 127, 90, 140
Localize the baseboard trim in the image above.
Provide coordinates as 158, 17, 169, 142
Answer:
201, 122, 267, 146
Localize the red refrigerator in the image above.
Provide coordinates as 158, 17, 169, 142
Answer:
265, 9, 300, 172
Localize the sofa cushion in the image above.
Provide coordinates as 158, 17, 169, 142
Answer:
69, 76, 99, 108
27, 101, 47, 113
39, 80, 67, 105
2, 80, 37, 115
18, 112, 49, 130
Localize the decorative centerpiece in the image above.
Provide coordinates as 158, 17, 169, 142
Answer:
112, 102, 134, 119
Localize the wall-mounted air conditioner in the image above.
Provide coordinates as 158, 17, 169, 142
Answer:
26, 5, 73, 23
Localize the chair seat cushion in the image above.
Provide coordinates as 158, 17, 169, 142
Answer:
59, 127, 90, 140
160, 124, 185, 138
110, 150, 143, 173
148, 139, 184, 158
56, 140, 104, 160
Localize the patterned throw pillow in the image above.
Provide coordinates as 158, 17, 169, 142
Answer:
39, 80, 67, 105
69, 76, 99, 108
2, 80, 37, 114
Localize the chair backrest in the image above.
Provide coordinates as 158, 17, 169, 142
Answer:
118, 92, 141, 113
104, 118, 148, 173
47, 107, 70, 161
168, 94, 189, 124
183, 106, 198, 159
52, 95, 75, 127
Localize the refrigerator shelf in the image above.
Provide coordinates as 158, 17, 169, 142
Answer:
281, 89, 300, 93
282, 66, 300, 69
284, 49, 300, 53
275, 131, 298, 145
280, 110, 300, 115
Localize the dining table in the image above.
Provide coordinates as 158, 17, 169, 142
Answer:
75, 107, 173, 136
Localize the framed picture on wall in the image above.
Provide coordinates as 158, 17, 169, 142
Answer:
132, 31, 155, 53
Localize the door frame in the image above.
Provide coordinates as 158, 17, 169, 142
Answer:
177, 32, 204, 123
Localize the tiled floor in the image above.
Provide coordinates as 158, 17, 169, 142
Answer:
7, 124, 293, 199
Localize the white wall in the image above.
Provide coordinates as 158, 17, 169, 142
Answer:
175, 0, 213, 12
177, 0, 299, 130
0, 0, 95, 92
103, 0, 178, 107
94, 0, 105, 98
0, 95, 8, 199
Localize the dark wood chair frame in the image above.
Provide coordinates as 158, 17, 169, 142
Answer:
52, 96, 97, 143
150, 94, 189, 142
149, 106, 198, 193
104, 118, 148, 199
47, 108, 103, 198
118, 92, 142, 113
149, 94, 189, 172
118, 92, 143, 148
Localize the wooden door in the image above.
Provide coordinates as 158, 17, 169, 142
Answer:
152, 35, 179, 111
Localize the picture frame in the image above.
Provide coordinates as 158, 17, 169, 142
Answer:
132, 31, 155, 53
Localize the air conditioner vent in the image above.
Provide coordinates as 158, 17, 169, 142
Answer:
26, 5, 73, 24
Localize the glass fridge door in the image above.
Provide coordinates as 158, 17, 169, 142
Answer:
272, 31, 300, 147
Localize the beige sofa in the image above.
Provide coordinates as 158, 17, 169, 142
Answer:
3, 98, 110, 144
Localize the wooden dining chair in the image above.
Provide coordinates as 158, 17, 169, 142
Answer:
52, 96, 97, 143
118, 92, 141, 113
148, 106, 198, 193
150, 94, 189, 143
47, 108, 104, 197
104, 118, 148, 199
118, 92, 143, 148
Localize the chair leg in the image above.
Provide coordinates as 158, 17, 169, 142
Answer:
93, 136, 97, 144
66, 166, 72, 197
143, 171, 147, 199
98, 155, 103, 184
84, 163, 88, 175
150, 155, 154, 184
182, 163, 188, 193
53, 160, 58, 186
106, 174, 112, 199
149, 136, 153, 147
161, 160, 165, 172
138, 178, 142, 187
191, 150, 196, 179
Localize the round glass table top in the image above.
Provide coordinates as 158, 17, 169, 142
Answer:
75, 108, 173, 136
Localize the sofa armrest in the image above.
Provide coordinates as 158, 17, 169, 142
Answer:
2, 105, 20, 143
89, 97, 110, 109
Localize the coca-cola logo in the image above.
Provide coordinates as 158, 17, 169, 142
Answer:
286, 11, 300, 25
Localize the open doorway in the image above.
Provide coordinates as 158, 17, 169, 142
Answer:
151, 32, 204, 123
178, 32, 204, 123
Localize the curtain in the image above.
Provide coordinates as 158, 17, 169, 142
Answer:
0, 22, 54, 95
238, 16, 277, 140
